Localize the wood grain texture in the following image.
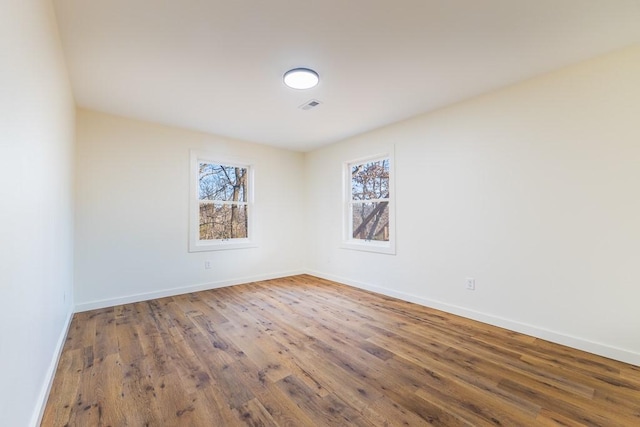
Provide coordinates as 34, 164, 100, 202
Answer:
42, 275, 640, 426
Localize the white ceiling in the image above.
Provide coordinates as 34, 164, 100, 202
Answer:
53, 0, 640, 152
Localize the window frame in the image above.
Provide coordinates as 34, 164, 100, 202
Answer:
341, 151, 396, 255
189, 150, 256, 252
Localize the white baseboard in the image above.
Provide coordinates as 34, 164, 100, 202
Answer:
307, 270, 640, 367
30, 307, 74, 427
73, 268, 639, 366
74, 270, 306, 312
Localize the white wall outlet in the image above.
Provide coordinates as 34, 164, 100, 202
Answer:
204, 260, 212, 270
466, 277, 476, 290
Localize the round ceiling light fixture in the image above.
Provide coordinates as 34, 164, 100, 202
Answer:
283, 68, 319, 90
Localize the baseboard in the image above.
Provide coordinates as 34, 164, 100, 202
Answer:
74, 270, 306, 312
30, 307, 74, 427
307, 270, 640, 367
73, 268, 640, 366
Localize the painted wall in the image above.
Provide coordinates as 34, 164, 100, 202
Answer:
0, 1, 76, 426
74, 109, 306, 310
305, 45, 640, 365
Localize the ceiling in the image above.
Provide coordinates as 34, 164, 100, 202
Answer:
53, 0, 640, 152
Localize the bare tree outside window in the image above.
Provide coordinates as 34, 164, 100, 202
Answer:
198, 163, 248, 240
350, 159, 390, 241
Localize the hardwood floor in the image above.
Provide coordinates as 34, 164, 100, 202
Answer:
42, 275, 640, 426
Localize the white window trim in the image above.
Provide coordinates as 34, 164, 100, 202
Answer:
341, 150, 396, 255
189, 150, 256, 252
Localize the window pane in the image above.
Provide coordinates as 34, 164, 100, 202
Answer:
199, 203, 248, 240
352, 202, 389, 241
199, 163, 247, 202
351, 159, 389, 200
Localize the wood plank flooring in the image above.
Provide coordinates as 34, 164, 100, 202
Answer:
42, 275, 640, 426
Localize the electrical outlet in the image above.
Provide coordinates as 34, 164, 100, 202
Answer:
466, 277, 476, 291
204, 260, 212, 270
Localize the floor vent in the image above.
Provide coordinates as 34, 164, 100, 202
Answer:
298, 99, 322, 110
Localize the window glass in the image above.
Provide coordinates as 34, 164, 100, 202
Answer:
343, 154, 395, 254
189, 152, 254, 252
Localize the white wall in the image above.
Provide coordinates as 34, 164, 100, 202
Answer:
74, 110, 306, 310
305, 45, 640, 365
0, 1, 76, 426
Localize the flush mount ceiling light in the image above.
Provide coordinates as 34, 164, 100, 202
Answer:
283, 68, 319, 89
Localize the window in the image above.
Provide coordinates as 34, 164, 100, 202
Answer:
189, 151, 254, 252
343, 153, 395, 254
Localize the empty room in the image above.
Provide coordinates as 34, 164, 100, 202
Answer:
2, 0, 640, 426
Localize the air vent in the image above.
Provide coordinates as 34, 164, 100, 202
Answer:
298, 99, 322, 110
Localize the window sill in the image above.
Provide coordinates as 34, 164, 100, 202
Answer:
189, 239, 257, 252
340, 240, 396, 255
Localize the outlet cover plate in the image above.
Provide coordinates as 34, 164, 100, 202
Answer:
466, 277, 476, 290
